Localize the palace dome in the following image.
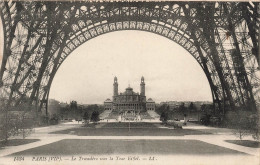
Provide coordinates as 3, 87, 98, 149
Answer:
147, 98, 155, 102
104, 98, 112, 103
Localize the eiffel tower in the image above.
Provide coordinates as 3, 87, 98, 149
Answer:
0, 1, 259, 115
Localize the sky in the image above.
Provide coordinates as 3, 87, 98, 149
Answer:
49, 30, 212, 104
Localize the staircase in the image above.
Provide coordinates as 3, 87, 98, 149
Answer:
99, 110, 112, 120
147, 110, 160, 119
106, 110, 120, 119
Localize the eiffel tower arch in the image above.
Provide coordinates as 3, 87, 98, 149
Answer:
0, 1, 259, 115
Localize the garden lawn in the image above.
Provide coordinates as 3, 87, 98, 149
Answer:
225, 140, 260, 148
11, 139, 246, 155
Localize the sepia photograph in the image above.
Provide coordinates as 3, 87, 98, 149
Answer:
0, 0, 259, 165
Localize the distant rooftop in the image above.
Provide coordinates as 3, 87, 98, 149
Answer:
104, 98, 112, 103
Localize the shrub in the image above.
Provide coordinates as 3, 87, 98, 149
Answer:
83, 112, 90, 125
225, 110, 259, 140
49, 114, 60, 125
200, 114, 211, 126
91, 111, 100, 123
166, 121, 183, 129
38, 115, 49, 126
0, 110, 35, 141
160, 111, 169, 124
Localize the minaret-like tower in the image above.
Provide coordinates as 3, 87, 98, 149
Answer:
113, 76, 118, 96
140, 76, 145, 96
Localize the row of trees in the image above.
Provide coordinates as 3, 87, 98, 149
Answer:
156, 102, 204, 122
0, 100, 103, 142
58, 101, 104, 121
156, 102, 201, 114
156, 102, 259, 140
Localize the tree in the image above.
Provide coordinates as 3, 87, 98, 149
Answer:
16, 111, 34, 139
156, 103, 169, 114
0, 109, 18, 142
200, 104, 214, 113
70, 101, 77, 109
91, 111, 100, 123
225, 110, 259, 140
188, 102, 197, 111
160, 111, 168, 124
60, 104, 70, 120
178, 102, 186, 111
74, 108, 83, 121
49, 113, 60, 125
200, 113, 211, 126
188, 102, 194, 110
183, 114, 187, 125
69, 101, 83, 120
83, 112, 90, 124
200, 104, 206, 112
0, 103, 34, 142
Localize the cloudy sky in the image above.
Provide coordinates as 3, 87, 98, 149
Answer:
49, 31, 212, 104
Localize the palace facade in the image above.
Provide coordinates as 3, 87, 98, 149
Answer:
104, 77, 155, 114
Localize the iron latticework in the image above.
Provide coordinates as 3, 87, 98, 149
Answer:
0, 1, 259, 115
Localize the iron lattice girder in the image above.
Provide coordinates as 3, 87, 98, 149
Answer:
0, 1, 259, 112
180, 4, 222, 109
